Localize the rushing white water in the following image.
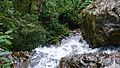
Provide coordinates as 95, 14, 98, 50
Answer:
28, 33, 120, 68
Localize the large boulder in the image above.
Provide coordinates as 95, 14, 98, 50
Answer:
80, 0, 120, 47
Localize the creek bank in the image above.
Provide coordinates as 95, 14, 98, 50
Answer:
58, 52, 120, 68
2, 49, 120, 68
0, 50, 30, 68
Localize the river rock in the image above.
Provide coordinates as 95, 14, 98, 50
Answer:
80, 0, 120, 47
11, 51, 30, 68
58, 52, 120, 68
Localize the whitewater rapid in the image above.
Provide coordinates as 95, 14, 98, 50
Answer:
28, 33, 120, 68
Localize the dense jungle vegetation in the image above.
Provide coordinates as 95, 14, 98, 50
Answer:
0, 0, 95, 67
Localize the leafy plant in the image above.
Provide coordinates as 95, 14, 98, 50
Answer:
0, 51, 12, 68
0, 2, 14, 67
39, 0, 94, 30
0, 32, 13, 50
11, 14, 48, 51
0, 0, 16, 51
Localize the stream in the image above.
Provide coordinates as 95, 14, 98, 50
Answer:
28, 33, 120, 68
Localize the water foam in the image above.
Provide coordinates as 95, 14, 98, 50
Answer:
28, 33, 119, 68
28, 33, 99, 68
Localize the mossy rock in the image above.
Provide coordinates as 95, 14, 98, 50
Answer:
80, 12, 97, 47
80, 12, 120, 48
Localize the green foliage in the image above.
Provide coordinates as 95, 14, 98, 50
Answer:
0, 57, 11, 68
0, 33, 13, 50
0, 0, 47, 51
0, 51, 11, 55
0, 0, 14, 50
80, 12, 97, 47
45, 19, 69, 45
38, 0, 94, 43
12, 14, 48, 51
12, 0, 32, 14
10, 0, 70, 50
0, 0, 95, 51
0, 51, 12, 68
41, 0, 93, 14
39, 0, 94, 30
0, 0, 13, 13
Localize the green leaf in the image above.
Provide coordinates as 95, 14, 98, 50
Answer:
0, 23, 4, 25
0, 35, 13, 39
0, 32, 4, 35
5, 29, 13, 34
0, 51, 11, 56
0, 57, 10, 62
1, 63, 11, 68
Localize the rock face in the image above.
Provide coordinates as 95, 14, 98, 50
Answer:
81, 0, 120, 47
58, 52, 120, 68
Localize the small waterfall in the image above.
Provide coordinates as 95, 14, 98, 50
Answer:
28, 33, 120, 68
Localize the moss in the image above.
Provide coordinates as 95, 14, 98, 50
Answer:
81, 12, 120, 47
80, 12, 97, 47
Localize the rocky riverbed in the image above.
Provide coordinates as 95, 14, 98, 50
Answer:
1, 50, 120, 68
58, 52, 120, 68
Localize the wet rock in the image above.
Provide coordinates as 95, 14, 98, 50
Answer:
58, 52, 120, 68
12, 51, 30, 68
